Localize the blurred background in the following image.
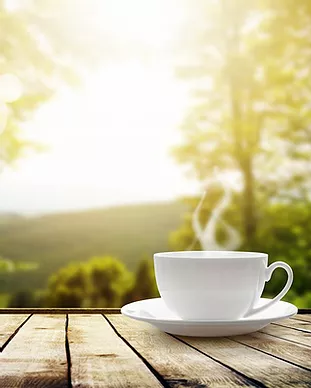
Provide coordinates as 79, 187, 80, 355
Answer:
0, 0, 310, 309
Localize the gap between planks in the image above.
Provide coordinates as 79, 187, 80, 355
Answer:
0, 313, 310, 388
292, 314, 311, 323
65, 315, 72, 388
0, 314, 31, 352
106, 314, 264, 387
273, 319, 311, 334
261, 325, 311, 348
229, 331, 311, 372
0, 315, 68, 388
172, 334, 311, 388
107, 315, 311, 388
68, 314, 163, 387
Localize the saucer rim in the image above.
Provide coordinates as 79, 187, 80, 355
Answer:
121, 297, 298, 326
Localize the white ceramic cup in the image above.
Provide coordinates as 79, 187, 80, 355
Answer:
154, 251, 293, 321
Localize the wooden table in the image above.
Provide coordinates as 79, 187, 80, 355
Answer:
0, 309, 310, 387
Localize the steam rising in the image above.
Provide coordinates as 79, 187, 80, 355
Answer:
190, 172, 241, 251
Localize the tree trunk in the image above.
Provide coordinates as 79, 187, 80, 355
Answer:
220, 0, 258, 247
242, 155, 257, 246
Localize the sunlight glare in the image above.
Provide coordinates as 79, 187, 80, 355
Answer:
0, 103, 9, 134
86, 0, 185, 48
0, 0, 197, 213
0, 74, 22, 102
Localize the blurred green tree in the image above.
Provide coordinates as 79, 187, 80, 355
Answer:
46, 256, 133, 307
0, 0, 110, 169
256, 203, 311, 303
122, 257, 159, 304
46, 263, 87, 307
174, 0, 311, 246
0, 1, 70, 168
0, 256, 14, 272
86, 256, 133, 307
8, 290, 38, 308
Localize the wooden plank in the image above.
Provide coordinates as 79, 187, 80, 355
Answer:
0, 314, 30, 350
275, 319, 311, 333
179, 335, 311, 387
231, 331, 311, 370
0, 315, 68, 387
68, 314, 162, 387
107, 315, 259, 387
293, 314, 311, 323
262, 325, 311, 347
0, 308, 120, 314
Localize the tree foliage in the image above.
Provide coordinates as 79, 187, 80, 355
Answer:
0, 0, 109, 169
123, 257, 159, 304
8, 290, 38, 308
46, 256, 134, 308
174, 0, 311, 245
172, 0, 311, 306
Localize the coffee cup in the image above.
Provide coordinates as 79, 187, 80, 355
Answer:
153, 251, 293, 321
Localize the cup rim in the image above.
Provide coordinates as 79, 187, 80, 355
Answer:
154, 250, 268, 260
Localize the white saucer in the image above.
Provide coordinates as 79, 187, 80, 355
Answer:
121, 297, 298, 337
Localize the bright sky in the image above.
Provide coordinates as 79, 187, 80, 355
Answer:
0, 0, 200, 214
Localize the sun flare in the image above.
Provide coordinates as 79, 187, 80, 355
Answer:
83, 0, 185, 48
1, 0, 196, 213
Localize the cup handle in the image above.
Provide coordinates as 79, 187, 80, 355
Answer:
244, 261, 293, 318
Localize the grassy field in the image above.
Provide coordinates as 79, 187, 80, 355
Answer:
0, 201, 185, 295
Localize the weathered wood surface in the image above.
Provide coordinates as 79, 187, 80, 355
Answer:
293, 314, 311, 323
0, 312, 311, 387
0, 314, 29, 350
232, 331, 311, 370
178, 335, 311, 387
261, 324, 311, 347
68, 314, 161, 387
0, 315, 68, 388
107, 315, 258, 387
276, 318, 311, 332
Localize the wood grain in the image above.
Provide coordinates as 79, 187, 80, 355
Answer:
292, 315, 311, 323
274, 319, 311, 332
262, 325, 311, 347
0, 312, 310, 387
107, 315, 258, 387
0, 315, 68, 387
0, 314, 29, 350
231, 331, 311, 370
179, 335, 311, 387
68, 314, 161, 387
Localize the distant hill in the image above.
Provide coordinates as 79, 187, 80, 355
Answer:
0, 201, 185, 293
0, 212, 23, 225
